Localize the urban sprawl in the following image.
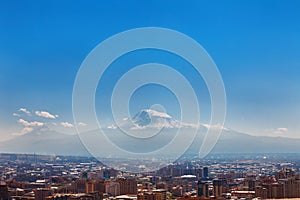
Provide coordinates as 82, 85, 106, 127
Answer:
1, 153, 300, 200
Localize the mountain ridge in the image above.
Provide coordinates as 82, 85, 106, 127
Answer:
1, 109, 299, 156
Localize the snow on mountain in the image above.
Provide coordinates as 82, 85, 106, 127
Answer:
3, 109, 300, 156
108, 109, 197, 130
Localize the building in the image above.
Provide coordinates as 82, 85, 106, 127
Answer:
247, 179, 256, 191
213, 179, 228, 197
282, 176, 300, 198
271, 183, 284, 198
73, 179, 87, 193
86, 181, 95, 193
202, 167, 208, 178
156, 182, 167, 190
0, 182, 9, 200
34, 188, 52, 200
256, 175, 300, 199
84, 180, 106, 194
197, 181, 209, 198
105, 180, 120, 196
94, 180, 105, 194
138, 192, 155, 200
117, 178, 137, 195
172, 186, 183, 197
255, 186, 268, 199
231, 191, 255, 199
137, 190, 166, 200
102, 169, 118, 180
153, 189, 166, 200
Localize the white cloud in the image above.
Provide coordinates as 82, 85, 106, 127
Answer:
19, 108, 30, 115
78, 122, 87, 127
35, 111, 58, 119
13, 119, 44, 136
273, 127, 288, 134
61, 122, 73, 128
12, 113, 20, 117
18, 119, 44, 127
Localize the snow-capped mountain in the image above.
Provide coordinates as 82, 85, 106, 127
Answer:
108, 109, 197, 130
1, 109, 300, 156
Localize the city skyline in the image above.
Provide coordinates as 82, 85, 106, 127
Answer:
1, 152, 300, 200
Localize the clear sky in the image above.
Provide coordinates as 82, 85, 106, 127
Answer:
0, 0, 300, 140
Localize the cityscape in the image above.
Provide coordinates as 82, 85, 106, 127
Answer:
1, 153, 300, 200
1, 1, 300, 200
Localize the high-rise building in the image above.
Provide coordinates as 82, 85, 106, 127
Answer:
94, 180, 105, 194
86, 181, 95, 193
271, 183, 284, 199
0, 182, 8, 200
105, 180, 120, 196
103, 170, 111, 180
197, 181, 209, 198
255, 186, 268, 199
213, 179, 228, 197
102, 169, 118, 180
203, 167, 209, 178
117, 178, 137, 195
283, 176, 300, 198
74, 179, 87, 193
247, 179, 256, 191
258, 175, 300, 199
194, 168, 202, 180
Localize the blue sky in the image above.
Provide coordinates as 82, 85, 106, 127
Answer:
0, 0, 300, 140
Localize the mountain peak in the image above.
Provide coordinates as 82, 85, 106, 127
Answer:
131, 109, 176, 127
107, 109, 198, 130
133, 109, 171, 122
